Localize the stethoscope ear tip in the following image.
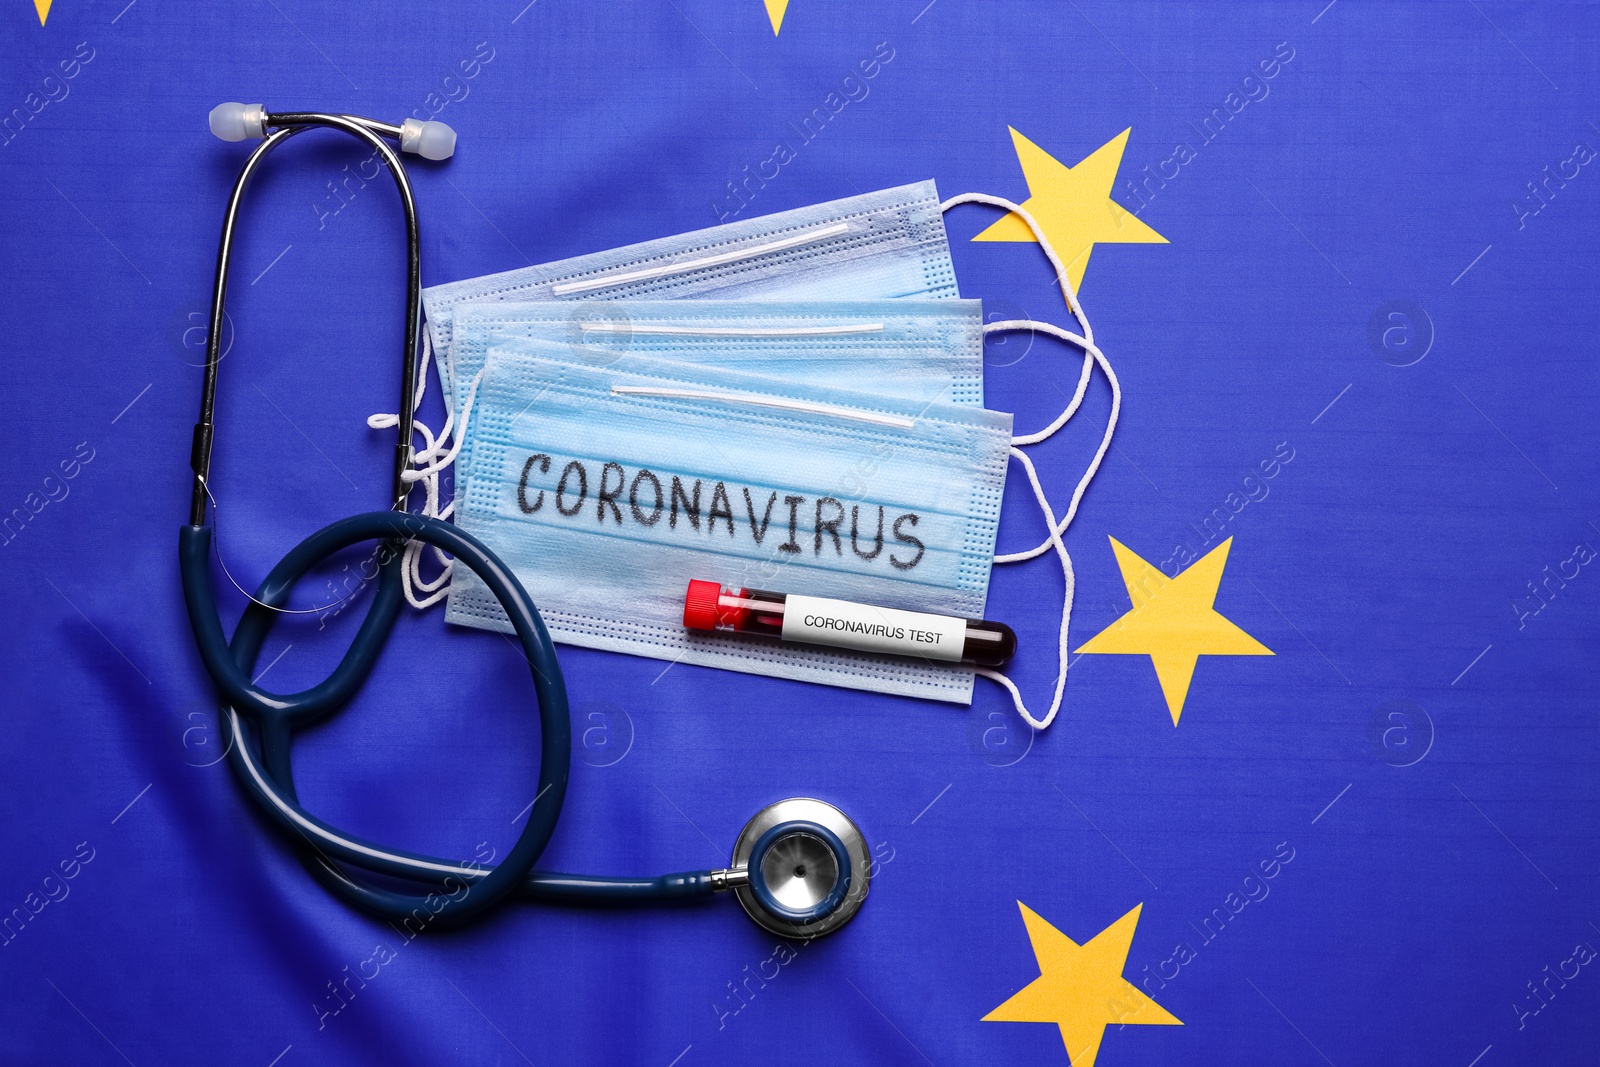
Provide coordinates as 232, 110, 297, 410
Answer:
209, 102, 266, 142
729, 798, 870, 939
399, 118, 457, 161
206, 105, 459, 162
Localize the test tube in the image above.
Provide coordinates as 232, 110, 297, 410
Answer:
683, 579, 1016, 667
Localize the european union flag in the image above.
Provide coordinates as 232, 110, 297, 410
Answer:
2, 2, 1596, 1064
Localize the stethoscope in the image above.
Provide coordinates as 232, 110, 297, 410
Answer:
181, 103, 870, 937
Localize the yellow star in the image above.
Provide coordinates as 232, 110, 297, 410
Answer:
985, 902, 1180, 1066
1075, 537, 1272, 724
973, 127, 1166, 293
763, 0, 788, 34
34, 0, 53, 25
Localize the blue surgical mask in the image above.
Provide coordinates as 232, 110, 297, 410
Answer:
450, 297, 985, 406
422, 180, 958, 401
446, 339, 1012, 704
444, 300, 986, 487
390, 187, 1117, 729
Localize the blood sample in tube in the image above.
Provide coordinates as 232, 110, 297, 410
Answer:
682, 579, 1015, 667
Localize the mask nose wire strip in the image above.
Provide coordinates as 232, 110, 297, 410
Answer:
548, 221, 851, 296
580, 322, 884, 337
942, 192, 1122, 730
609, 385, 916, 429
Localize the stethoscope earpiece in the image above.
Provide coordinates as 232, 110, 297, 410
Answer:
398, 117, 457, 160
207, 102, 456, 160
727, 799, 870, 938
208, 102, 266, 142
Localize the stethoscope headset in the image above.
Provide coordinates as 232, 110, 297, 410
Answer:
181, 104, 870, 937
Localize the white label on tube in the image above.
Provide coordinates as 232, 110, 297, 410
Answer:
780, 595, 966, 663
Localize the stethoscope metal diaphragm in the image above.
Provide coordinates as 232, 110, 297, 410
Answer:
729, 799, 870, 938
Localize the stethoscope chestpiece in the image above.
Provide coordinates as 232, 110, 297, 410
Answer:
727, 798, 870, 939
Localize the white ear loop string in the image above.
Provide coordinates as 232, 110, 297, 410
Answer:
988, 319, 1121, 563
941, 192, 1122, 730
940, 191, 1096, 339
367, 333, 477, 609
399, 369, 480, 486
974, 446, 1072, 730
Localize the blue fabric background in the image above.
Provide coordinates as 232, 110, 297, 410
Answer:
3, 2, 1597, 1064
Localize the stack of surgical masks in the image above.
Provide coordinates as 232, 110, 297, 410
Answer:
386, 181, 1118, 725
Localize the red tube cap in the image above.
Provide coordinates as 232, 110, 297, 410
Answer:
683, 579, 723, 631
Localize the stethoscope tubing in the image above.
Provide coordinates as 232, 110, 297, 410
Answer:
223, 706, 715, 903
187, 113, 423, 725
184, 112, 817, 926
204, 510, 718, 917
206, 511, 575, 922
179, 111, 608, 922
